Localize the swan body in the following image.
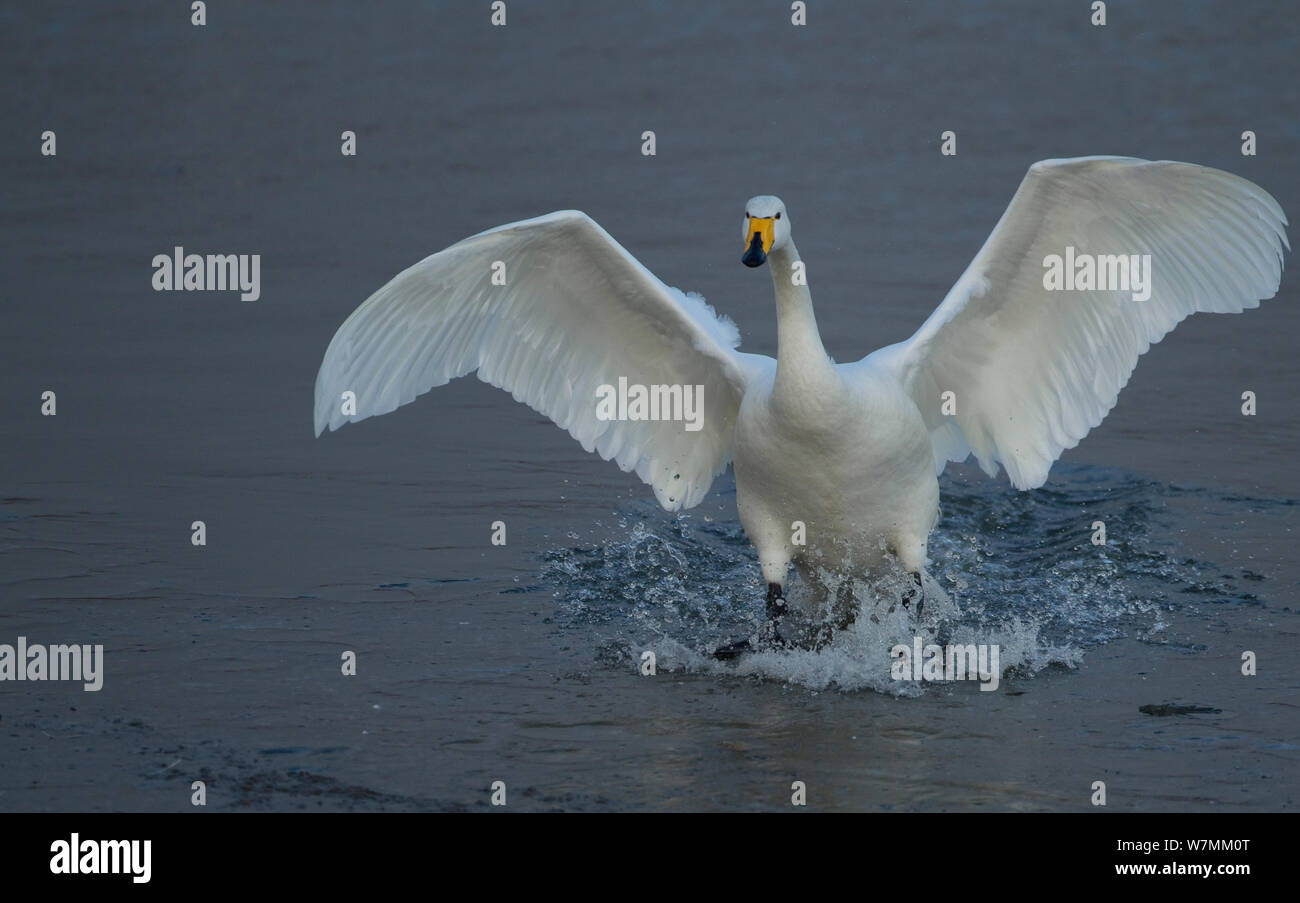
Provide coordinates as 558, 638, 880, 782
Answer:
315, 157, 1288, 648
731, 230, 938, 592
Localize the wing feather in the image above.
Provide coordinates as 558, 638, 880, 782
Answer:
865, 156, 1288, 489
315, 210, 772, 510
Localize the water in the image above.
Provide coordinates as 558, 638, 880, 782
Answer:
543, 463, 1269, 693
2, 0, 1298, 811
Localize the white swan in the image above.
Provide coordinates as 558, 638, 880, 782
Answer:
315, 156, 1288, 652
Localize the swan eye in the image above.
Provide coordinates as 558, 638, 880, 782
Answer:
776, 212, 782, 219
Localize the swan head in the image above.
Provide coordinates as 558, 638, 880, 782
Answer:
741, 195, 790, 268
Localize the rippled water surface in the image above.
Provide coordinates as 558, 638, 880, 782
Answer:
2, 0, 1297, 810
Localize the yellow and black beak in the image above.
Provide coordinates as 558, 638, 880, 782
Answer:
742, 216, 775, 268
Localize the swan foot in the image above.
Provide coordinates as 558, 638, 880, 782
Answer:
712, 583, 788, 660
764, 581, 787, 641
901, 571, 924, 618
804, 580, 859, 651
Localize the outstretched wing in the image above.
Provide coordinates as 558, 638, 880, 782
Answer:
314, 210, 771, 510
866, 156, 1288, 489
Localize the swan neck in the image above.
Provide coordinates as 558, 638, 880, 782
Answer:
769, 240, 833, 397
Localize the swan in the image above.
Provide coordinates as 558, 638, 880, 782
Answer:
314, 156, 1288, 654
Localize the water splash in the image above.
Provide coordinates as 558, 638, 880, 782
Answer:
540, 464, 1267, 693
